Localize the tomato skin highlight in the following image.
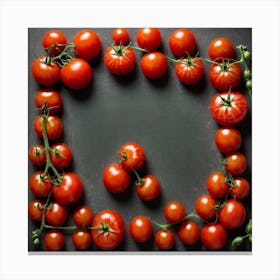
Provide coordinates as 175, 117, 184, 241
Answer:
201, 223, 227, 250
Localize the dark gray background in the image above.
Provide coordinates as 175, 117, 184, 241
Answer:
28, 28, 252, 252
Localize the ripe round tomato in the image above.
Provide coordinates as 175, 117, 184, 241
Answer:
164, 201, 186, 224
45, 201, 68, 227
206, 171, 229, 199
42, 29, 67, 57
224, 152, 247, 176
118, 142, 145, 171
140, 51, 168, 79
73, 29, 101, 60
208, 37, 235, 62
104, 45, 136, 75
230, 177, 250, 200
53, 172, 83, 205
31, 56, 61, 86
175, 57, 204, 85
28, 144, 46, 167
136, 174, 161, 201
154, 229, 175, 250
136, 28, 162, 51
44, 230, 65, 251
129, 215, 153, 243
72, 230, 91, 250
218, 199, 246, 230
72, 205, 94, 227
50, 142, 73, 169
169, 28, 196, 57
209, 92, 248, 126
208, 62, 242, 91
60, 58, 92, 90
215, 127, 242, 154
177, 220, 200, 246
195, 194, 217, 220
29, 171, 53, 198
28, 200, 44, 221
201, 223, 227, 250
112, 28, 130, 45
91, 210, 125, 250
102, 163, 131, 193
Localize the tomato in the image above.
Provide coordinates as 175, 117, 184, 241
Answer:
28, 144, 46, 167
140, 51, 168, 79
118, 142, 145, 171
60, 58, 92, 90
215, 127, 242, 154
72, 205, 94, 227
206, 171, 229, 199
104, 45, 136, 75
42, 29, 67, 57
33, 115, 63, 141
208, 62, 242, 91
169, 28, 196, 57
72, 230, 91, 250
34, 89, 62, 114
102, 163, 131, 193
129, 215, 153, 243
91, 209, 125, 250
45, 201, 68, 227
50, 142, 73, 169
28, 200, 44, 221
112, 28, 130, 45
73, 29, 101, 60
44, 230, 65, 251
209, 91, 248, 126
136, 28, 162, 51
175, 57, 204, 85
218, 199, 246, 230
136, 174, 161, 201
177, 220, 200, 246
195, 194, 217, 220
164, 201, 186, 224
208, 37, 235, 62
201, 223, 227, 250
53, 172, 83, 205
29, 171, 53, 198
230, 177, 250, 200
154, 229, 175, 250
224, 152, 247, 176
31, 56, 61, 86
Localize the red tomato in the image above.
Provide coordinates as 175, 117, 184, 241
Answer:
28, 200, 44, 221
140, 51, 168, 79
215, 127, 242, 154
208, 37, 235, 62
169, 28, 196, 57
224, 152, 247, 176
42, 29, 67, 57
102, 163, 131, 193
91, 210, 125, 250
175, 57, 204, 85
45, 201, 68, 227
72, 205, 94, 227
104, 45, 136, 75
28, 144, 46, 167
218, 199, 246, 230
135, 174, 161, 201
209, 91, 248, 126
31, 56, 61, 86
230, 177, 250, 200
44, 230, 65, 251
154, 229, 175, 250
29, 171, 53, 198
208, 62, 242, 91
53, 172, 83, 205
195, 194, 217, 220
206, 171, 229, 199
201, 223, 227, 250
129, 215, 153, 243
60, 58, 92, 90
164, 201, 186, 224
136, 28, 162, 51
112, 28, 130, 45
73, 29, 101, 60
72, 230, 91, 250
50, 142, 73, 169
177, 220, 200, 246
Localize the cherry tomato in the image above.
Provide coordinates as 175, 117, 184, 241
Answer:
218, 199, 246, 230
60, 58, 92, 90
44, 230, 65, 251
31, 56, 61, 86
208, 62, 242, 91
177, 220, 200, 246
136, 28, 162, 51
104, 45, 136, 75
206, 171, 229, 199
169, 28, 196, 57
140, 51, 168, 79
42, 29, 67, 57
230, 177, 250, 200
136, 174, 161, 201
34, 89, 62, 114
72, 230, 91, 250
28, 144, 46, 167
164, 201, 186, 224
29, 171, 53, 198
154, 229, 175, 250
215, 127, 242, 154
45, 201, 68, 227
195, 194, 217, 220
33, 115, 63, 141
53, 172, 83, 205
175, 57, 204, 85
102, 163, 131, 193
28, 200, 44, 221
129, 215, 153, 243
73, 29, 101, 60
224, 152, 247, 176
201, 223, 227, 250
50, 142, 73, 169
72, 205, 94, 227
208, 37, 235, 62
112, 28, 130, 45
209, 91, 248, 126
91, 209, 125, 250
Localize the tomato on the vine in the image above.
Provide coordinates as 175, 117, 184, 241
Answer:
224, 152, 247, 176
29, 171, 53, 198
136, 28, 162, 51
50, 142, 73, 169
28, 144, 46, 167
208, 37, 235, 62
44, 230, 65, 251
154, 229, 175, 250
28, 200, 44, 221
135, 174, 161, 201
164, 201, 186, 224
177, 220, 200, 246
112, 28, 130, 45
34, 89, 62, 114
45, 201, 68, 227
129, 215, 153, 243
230, 177, 250, 200
195, 194, 217, 220
42, 29, 67, 57
201, 223, 227, 250
206, 171, 229, 199
72, 230, 91, 250
72, 205, 94, 227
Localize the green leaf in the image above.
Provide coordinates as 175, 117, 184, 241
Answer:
232, 236, 244, 247
246, 219, 252, 235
